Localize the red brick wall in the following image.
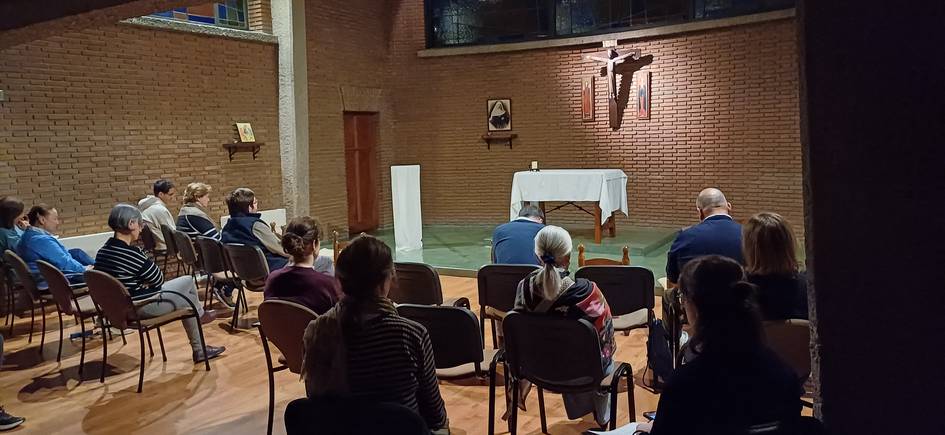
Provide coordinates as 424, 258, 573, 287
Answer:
0, 23, 283, 237
306, 0, 395, 236
388, 3, 803, 233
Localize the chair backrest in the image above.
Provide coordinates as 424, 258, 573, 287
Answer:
391, 262, 442, 305
159, 223, 178, 257
84, 269, 135, 330
577, 243, 630, 267
332, 230, 349, 264
574, 265, 654, 316
502, 311, 606, 393
3, 249, 42, 299
139, 225, 159, 253
195, 236, 229, 274
477, 264, 539, 314
397, 304, 483, 369
285, 396, 429, 435
224, 243, 270, 283
763, 319, 812, 381
171, 229, 199, 268
36, 260, 80, 316
258, 299, 318, 374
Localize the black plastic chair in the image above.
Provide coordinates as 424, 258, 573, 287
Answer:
397, 303, 500, 380
476, 264, 539, 347
195, 237, 237, 309
139, 225, 166, 262
36, 260, 99, 368
257, 299, 318, 435
159, 223, 180, 276
171, 229, 200, 285
84, 269, 211, 393
575, 266, 655, 335
391, 262, 444, 305
223, 243, 270, 328
498, 311, 634, 434
285, 396, 430, 435
3, 250, 55, 353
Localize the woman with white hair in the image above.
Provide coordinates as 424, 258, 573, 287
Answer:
512, 225, 616, 426
94, 203, 225, 363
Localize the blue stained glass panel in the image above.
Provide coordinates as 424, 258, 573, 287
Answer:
151, 1, 248, 30
190, 15, 215, 24
218, 4, 227, 19
238, 12, 245, 21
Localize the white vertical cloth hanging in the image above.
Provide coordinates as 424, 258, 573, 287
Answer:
391, 165, 423, 252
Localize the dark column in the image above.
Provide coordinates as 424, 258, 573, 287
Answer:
799, 1, 945, 434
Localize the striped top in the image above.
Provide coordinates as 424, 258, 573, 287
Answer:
344, 314, 448, 430
94, 237, 164, 300
177, 205, 221, 240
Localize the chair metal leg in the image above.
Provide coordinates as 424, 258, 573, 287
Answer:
204, 276, 213, 309
626, 371, 636, 426
146, 330, 154, 357
230, 288, 243, 329
195, 314, 210, 371
156, 327, 167, 362
510, 379, 519, 435
136, 330, 146, 393
79, 315, 87, 376
28, 300, 35, 343
538, 387, 547, 434
56, 310, 64, 362
259, 328, 276, 435
488, 360, 497, 435
100, 319, 109, 383
490, 318, 498, 349
39, 303, 46, 358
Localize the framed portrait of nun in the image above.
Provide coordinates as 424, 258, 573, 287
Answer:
487, 99, 512, 131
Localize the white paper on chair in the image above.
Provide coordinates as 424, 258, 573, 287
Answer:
391, 165, 422, 252
589, 423, 640, 434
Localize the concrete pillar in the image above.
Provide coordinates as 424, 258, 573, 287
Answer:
271, 0, 309, 217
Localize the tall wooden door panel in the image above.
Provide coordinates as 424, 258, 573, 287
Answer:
344, 112, 379, 234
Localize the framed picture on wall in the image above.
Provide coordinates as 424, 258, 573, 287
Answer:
235, 122, 256, 142
487, 99, 512, 131
636, 72, 650, 119
581, 76, 595, 122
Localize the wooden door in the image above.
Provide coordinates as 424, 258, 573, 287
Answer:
344, 112, 379, 234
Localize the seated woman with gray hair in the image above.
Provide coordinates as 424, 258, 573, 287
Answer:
94, 203, 225, 363
511, 225, 616, 426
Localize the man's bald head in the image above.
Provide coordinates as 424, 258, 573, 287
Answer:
695, 188, 731, 219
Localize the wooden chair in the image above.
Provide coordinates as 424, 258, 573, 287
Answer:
256, 299, 318, 435
3, 250, 55, 353
195, 237, 238, 309
577, 244, 630, 267
397, 304, 500, 380
476, 264, 540, 348
36, 260, 98, 368
332, 230, 350, 264
84, 269, 211, 392
498, 312, 635, 434
223, 243, 270, 328
575, 265, 655, 336
159, 224, 181, 276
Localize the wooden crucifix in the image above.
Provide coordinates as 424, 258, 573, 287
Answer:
585, 46, 641, 129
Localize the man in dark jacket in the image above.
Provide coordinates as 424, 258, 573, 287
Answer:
221, 188, 289, 275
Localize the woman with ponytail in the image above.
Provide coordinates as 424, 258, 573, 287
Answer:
512, 225, 616, 426
263, 216, 340, 315
634, 255, 802, 434
301, 235, 449, 433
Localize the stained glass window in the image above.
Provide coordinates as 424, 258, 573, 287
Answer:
151, 1, 248, 30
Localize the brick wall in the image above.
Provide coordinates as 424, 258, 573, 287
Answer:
306, 0, 396, 236
0, 23, 283, 237
388, 2, 804, 234
247, 0, 273, 33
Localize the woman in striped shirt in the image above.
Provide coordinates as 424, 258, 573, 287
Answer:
177, 182, 221, 240
95, 203, 225, 363
302, 235, 449, 433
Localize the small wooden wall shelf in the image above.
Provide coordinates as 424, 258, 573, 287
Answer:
482, 133, 517, 150
223, 142, 263, 161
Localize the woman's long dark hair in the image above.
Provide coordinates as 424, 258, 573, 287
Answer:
334, 235, 394, 327
679, 255, 763, 358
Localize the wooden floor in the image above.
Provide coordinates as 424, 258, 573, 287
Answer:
0, 276, 661, 434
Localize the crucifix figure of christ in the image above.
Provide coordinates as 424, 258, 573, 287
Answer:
586, 47, 641, 129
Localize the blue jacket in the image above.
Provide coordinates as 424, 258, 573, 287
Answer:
492, 219, 544, 265
0, 227, 22, 254
17, 227, 86, 275
221, 213, 288, 272
666, 215, 743, 282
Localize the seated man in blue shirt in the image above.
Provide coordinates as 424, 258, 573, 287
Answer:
492, 205, 545, 265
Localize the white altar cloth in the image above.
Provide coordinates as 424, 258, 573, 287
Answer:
509, 169, 629, 225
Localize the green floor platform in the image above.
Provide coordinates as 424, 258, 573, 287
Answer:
368, 224, 677, 281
